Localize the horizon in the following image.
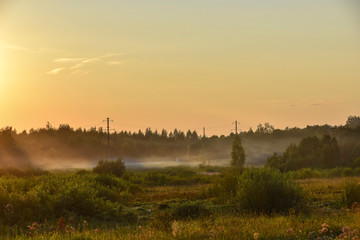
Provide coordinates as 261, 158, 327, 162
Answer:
1, 116, 351, 137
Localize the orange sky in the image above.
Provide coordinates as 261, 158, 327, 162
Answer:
1, 1, 360, 135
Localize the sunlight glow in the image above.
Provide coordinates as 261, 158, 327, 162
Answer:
0, 49, 4, 90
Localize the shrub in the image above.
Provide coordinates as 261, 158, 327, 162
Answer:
343, 180, 360, 206
144, 171, 167, 186
170, 201, 213, 220
341, 168, 354, 177
326, 167, 342, 178
355, 167, 360, 176
236, 168, 307, 214
93, 158, 125, 177
94, 173, 126, 190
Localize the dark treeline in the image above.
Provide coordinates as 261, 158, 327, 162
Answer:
0, 116, 360, 168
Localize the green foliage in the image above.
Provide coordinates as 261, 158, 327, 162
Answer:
266, 135, 341, 171
206, 168, 241, 201
341, 168, 354, 177
231, 135, 246, 168
93, 158, 126, 177
170, 200, 213, 220
0, 172, 137, 224
141, 166, 209, 187
346, 116, 360, 129
236, 168, 307, 214
343, 180, 360, 206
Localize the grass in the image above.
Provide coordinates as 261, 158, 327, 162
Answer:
1, 166, 360, 239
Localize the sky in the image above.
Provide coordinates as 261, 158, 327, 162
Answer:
0, 0, 360, 135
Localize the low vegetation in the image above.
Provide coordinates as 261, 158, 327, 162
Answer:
0, 162, 358, 239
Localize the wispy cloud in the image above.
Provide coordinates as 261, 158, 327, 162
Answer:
47, 52, 128, 76
53, 57, 85, 63
0, 40, 32, 52
46, 68, 64, 75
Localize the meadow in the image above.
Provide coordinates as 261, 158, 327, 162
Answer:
0, 164, 360, 239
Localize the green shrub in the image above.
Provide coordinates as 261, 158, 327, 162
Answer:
93, 158, 126, 177
327, 167, 342, 178
341, 168, 354, 177
144, 171, 167, 186
94, 173, 126, 190
170, 201, 213, 220
355, 167, 360, 176
343, 180, 360, 207
236, 168, 307, 214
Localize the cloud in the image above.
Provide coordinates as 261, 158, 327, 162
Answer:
0, 40, 32, 52
46, 68, 64, 75
70, 63, 85, 70
54, 57, 85, 63
81, 58, 99, 64
48, 52, 130, 76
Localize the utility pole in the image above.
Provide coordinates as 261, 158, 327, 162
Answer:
203, 127, 206, 138
233, 121, 239, 135
103, 117, 114, 147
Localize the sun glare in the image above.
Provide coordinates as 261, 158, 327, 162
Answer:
0, 50, 3, 88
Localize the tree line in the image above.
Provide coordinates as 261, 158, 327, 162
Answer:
0, 116, 360, 169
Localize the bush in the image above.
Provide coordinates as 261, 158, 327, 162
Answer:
327, 168, 342, 178
93, 158, 125, 177
170, 200, 213, 220
341, 168, 354, 177
355, 167, 360, 176
343, 180, 360, 207
236, 168, 307, 214
144, 171, 168, 186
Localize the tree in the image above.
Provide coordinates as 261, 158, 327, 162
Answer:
231, 134, 246, 168
346, 116, 360, 129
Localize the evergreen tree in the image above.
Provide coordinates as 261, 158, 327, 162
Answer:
231, 134, 246, 168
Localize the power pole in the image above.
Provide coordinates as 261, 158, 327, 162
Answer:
233, 120, 239, 135
203, 127, 206, 138
103, 117, 114, 147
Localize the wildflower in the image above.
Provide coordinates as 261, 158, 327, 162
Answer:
322, 223, 330, 229
254, 232, 259, 239
318, 228, 328, 234
94, 228, 100, 234
27, 222, 39, 236
343, 227, 351, 234
287, 228, 294, 235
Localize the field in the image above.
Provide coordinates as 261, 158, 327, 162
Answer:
0, 165, 360, 239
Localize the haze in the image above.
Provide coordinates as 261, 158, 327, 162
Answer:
1, 0, 360, 135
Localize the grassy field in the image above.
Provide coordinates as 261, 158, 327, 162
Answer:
0, 166, 360, 239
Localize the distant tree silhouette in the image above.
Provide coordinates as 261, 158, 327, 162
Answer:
231, 134, 246, 168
